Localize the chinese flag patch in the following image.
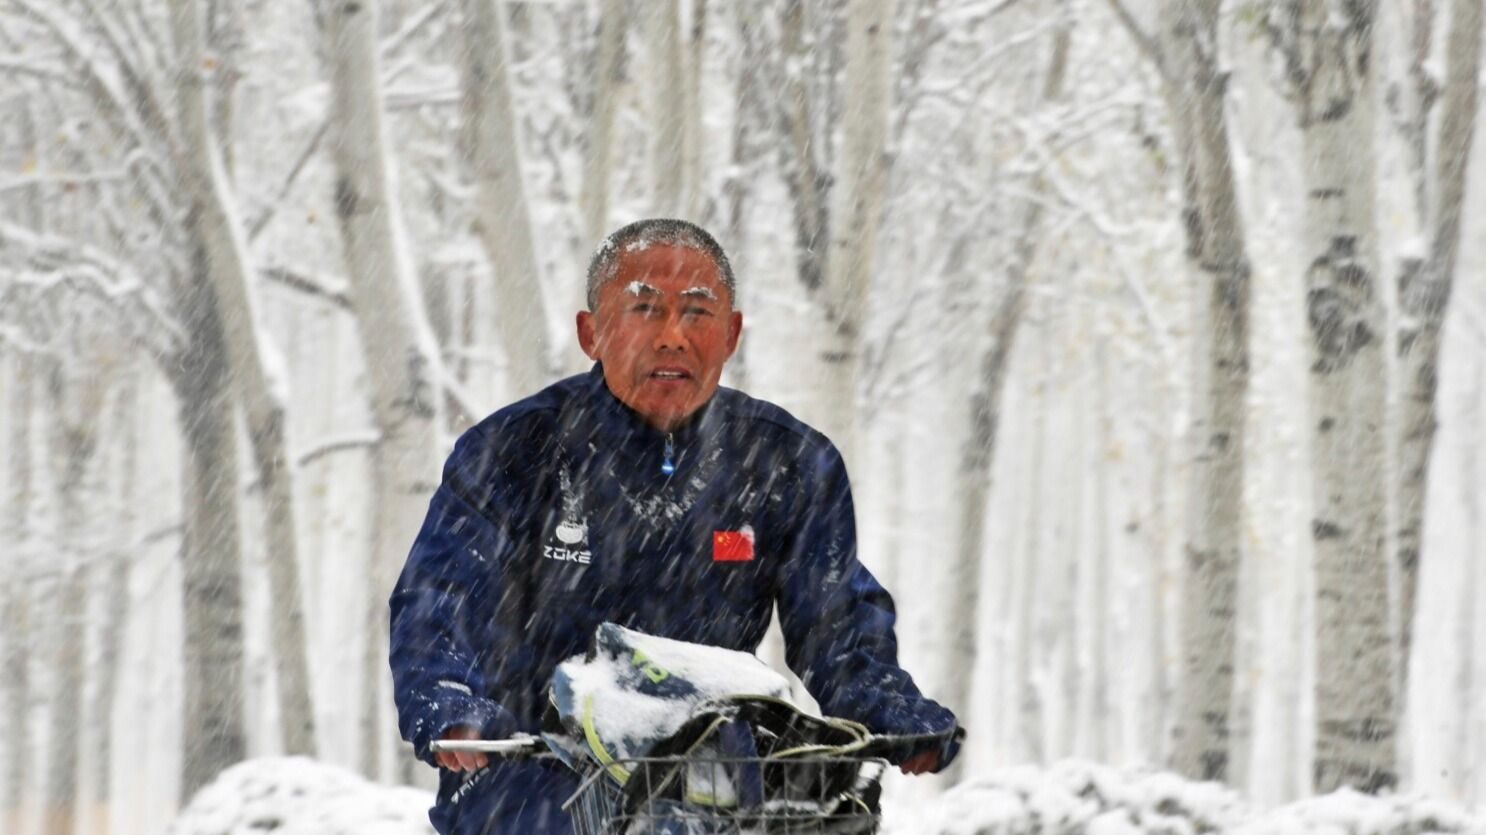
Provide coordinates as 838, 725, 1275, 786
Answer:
712, 530, 755, 562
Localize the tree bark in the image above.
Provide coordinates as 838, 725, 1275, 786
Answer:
91, 365, 139, 833
43, 356, 104, 835
458, 0, 555, 397
1161, 0, 1253, 785
170, 0, 317, 758
3, 355, 34, 835
322, 0, 447, 779
1016, 328, 1049, 763
172, 249, 248, 798
1454, 359, 1482, 799
1285, 0, 1396, 794
645, 0, 687, 215
582, 0, 625, 243
941, 19, 1070, 780
1394, 0, 1482, 741
814, 0, 894, 468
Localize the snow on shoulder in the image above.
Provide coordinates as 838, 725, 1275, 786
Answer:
169, 757, 435, 835
900, 760, 1486, 835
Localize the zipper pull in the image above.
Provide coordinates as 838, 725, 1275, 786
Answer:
661, 433, 676, 476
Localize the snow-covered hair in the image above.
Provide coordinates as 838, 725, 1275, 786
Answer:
585, 219, 737, 311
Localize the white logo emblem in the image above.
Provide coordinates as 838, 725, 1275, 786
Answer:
555, 520, 587, 545
546, 461, 593, 565
544, 521, 592, 565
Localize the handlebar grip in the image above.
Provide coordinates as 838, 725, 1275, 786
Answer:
429, 738, 551, 757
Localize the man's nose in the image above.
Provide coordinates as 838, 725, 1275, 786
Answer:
654, 311, 688, 352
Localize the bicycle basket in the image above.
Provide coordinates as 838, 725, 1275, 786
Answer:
563, 754, 884, 835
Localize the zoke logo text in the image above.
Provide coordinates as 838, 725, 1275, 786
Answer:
544, 545, 591, 565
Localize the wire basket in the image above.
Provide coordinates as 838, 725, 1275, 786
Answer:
562, 755, 885, 835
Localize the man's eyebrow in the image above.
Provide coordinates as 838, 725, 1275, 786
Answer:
680, 286, 718, 301
624, 281, 661, 296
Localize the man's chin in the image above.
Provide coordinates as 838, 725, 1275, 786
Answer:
635, 401, 700, 432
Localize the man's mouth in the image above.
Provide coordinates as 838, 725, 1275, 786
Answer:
649, 368, 692, 381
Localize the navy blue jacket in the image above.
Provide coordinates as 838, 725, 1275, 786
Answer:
389, 365, 957, 833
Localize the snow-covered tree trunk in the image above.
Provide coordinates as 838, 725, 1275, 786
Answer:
43, 357, 103, 835
814, 0, 894, 467
942, 20, 1070, 778
2, 355, 33, 835
776, 0, 830, 294
323, 0, 447, 780
90, 365, 138, 833
1394, 0, 1481, 732
1089, 340, 1114, 761
1016, 328, 1049, 763
1277, 0, 1396, 794
683, 0, 707, 220
172, 248, 249, 797
1453, 359, 1482, 799
1141, 0, 1253, 784
645, 0, 687, 215
457, 0, 554, 398
170, 0, 317, 759
582, 0, 625, 242
45, 564, 85, 835
1, 573, 28, 834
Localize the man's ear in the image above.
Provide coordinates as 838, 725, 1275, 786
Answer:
725, 311, 743, 358
577, 310, 599, 359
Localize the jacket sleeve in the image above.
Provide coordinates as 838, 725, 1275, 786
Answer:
389, 428, 521, 766
775, 440, 961, 769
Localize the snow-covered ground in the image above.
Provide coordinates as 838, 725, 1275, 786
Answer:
171, 757, 1486, 834
168, 758, 435, 835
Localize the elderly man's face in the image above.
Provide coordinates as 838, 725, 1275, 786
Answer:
577, 244, 742, 432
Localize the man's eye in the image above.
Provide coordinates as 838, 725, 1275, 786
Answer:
631, 302, 657, 314
683, 306, 713, 317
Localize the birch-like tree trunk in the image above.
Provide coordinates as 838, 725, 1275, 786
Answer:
942, 21, 1071, 779
1394, 0, 1482, 731
458, 0, 554, 397
683, 0, 707, 220
172, 247, 248, 797
582, 0, 625, 242
43, 358, 102, 835
90, 366, 139, 833
45, 565, 85, 835
170, 0, 318, 759
814, 0, 894, 466
1453, 359, 1482, 799
645, 0, 687, 215
1016, 329, 1049, 764
2, 355, 33, 835
323, 0, 447, 779
776, 0, 830, 294
1277, 0, 1396, 793
1, 573, 28, 835
1139, 0, 1253, 784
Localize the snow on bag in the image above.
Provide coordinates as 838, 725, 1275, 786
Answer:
545, 622, 883, 825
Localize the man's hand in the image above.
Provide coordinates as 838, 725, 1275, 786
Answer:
898, 750, 939, 775
435, 726, 489, 772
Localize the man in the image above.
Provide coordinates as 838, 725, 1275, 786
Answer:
390, 219, 959, 834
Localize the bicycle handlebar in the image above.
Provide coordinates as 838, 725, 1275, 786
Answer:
429, 737, 553, 757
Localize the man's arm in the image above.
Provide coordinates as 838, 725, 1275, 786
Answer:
775, 441, 961, 772
389, 430, 521, 768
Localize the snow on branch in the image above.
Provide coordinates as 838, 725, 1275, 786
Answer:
0, 221, 184, 355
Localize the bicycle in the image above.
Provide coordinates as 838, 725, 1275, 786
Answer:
432, 732, 942, 834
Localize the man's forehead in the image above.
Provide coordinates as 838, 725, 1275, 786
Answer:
608, 245, 726, 296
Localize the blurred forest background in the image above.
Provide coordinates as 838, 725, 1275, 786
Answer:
2, 0, 1485, 832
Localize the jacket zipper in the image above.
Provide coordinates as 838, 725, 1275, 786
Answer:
661, 433, 676, 475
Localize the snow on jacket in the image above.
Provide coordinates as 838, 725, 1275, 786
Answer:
389, 364, 959, 830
